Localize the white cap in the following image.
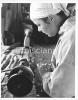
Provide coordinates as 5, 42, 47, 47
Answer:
30, 3, 70, 20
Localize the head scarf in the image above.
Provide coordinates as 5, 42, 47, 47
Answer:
30, 3, 70, 20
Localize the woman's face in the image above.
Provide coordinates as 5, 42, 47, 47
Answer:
32, 18, 58, 37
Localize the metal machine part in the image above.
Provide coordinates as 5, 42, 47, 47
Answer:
7, 62, 34, 97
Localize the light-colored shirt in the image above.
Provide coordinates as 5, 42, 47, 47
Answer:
42, 16, 75, 97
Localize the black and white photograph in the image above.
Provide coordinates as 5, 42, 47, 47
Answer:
0, 2, 76, 98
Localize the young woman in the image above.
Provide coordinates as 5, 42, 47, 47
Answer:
30, 3, 75, 97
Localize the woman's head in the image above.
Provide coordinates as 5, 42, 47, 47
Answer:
30, 3, 69, 37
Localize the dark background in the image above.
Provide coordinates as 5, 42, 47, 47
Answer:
1, 3, 59, 46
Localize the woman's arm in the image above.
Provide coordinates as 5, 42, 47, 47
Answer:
42, 26, 75, 97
